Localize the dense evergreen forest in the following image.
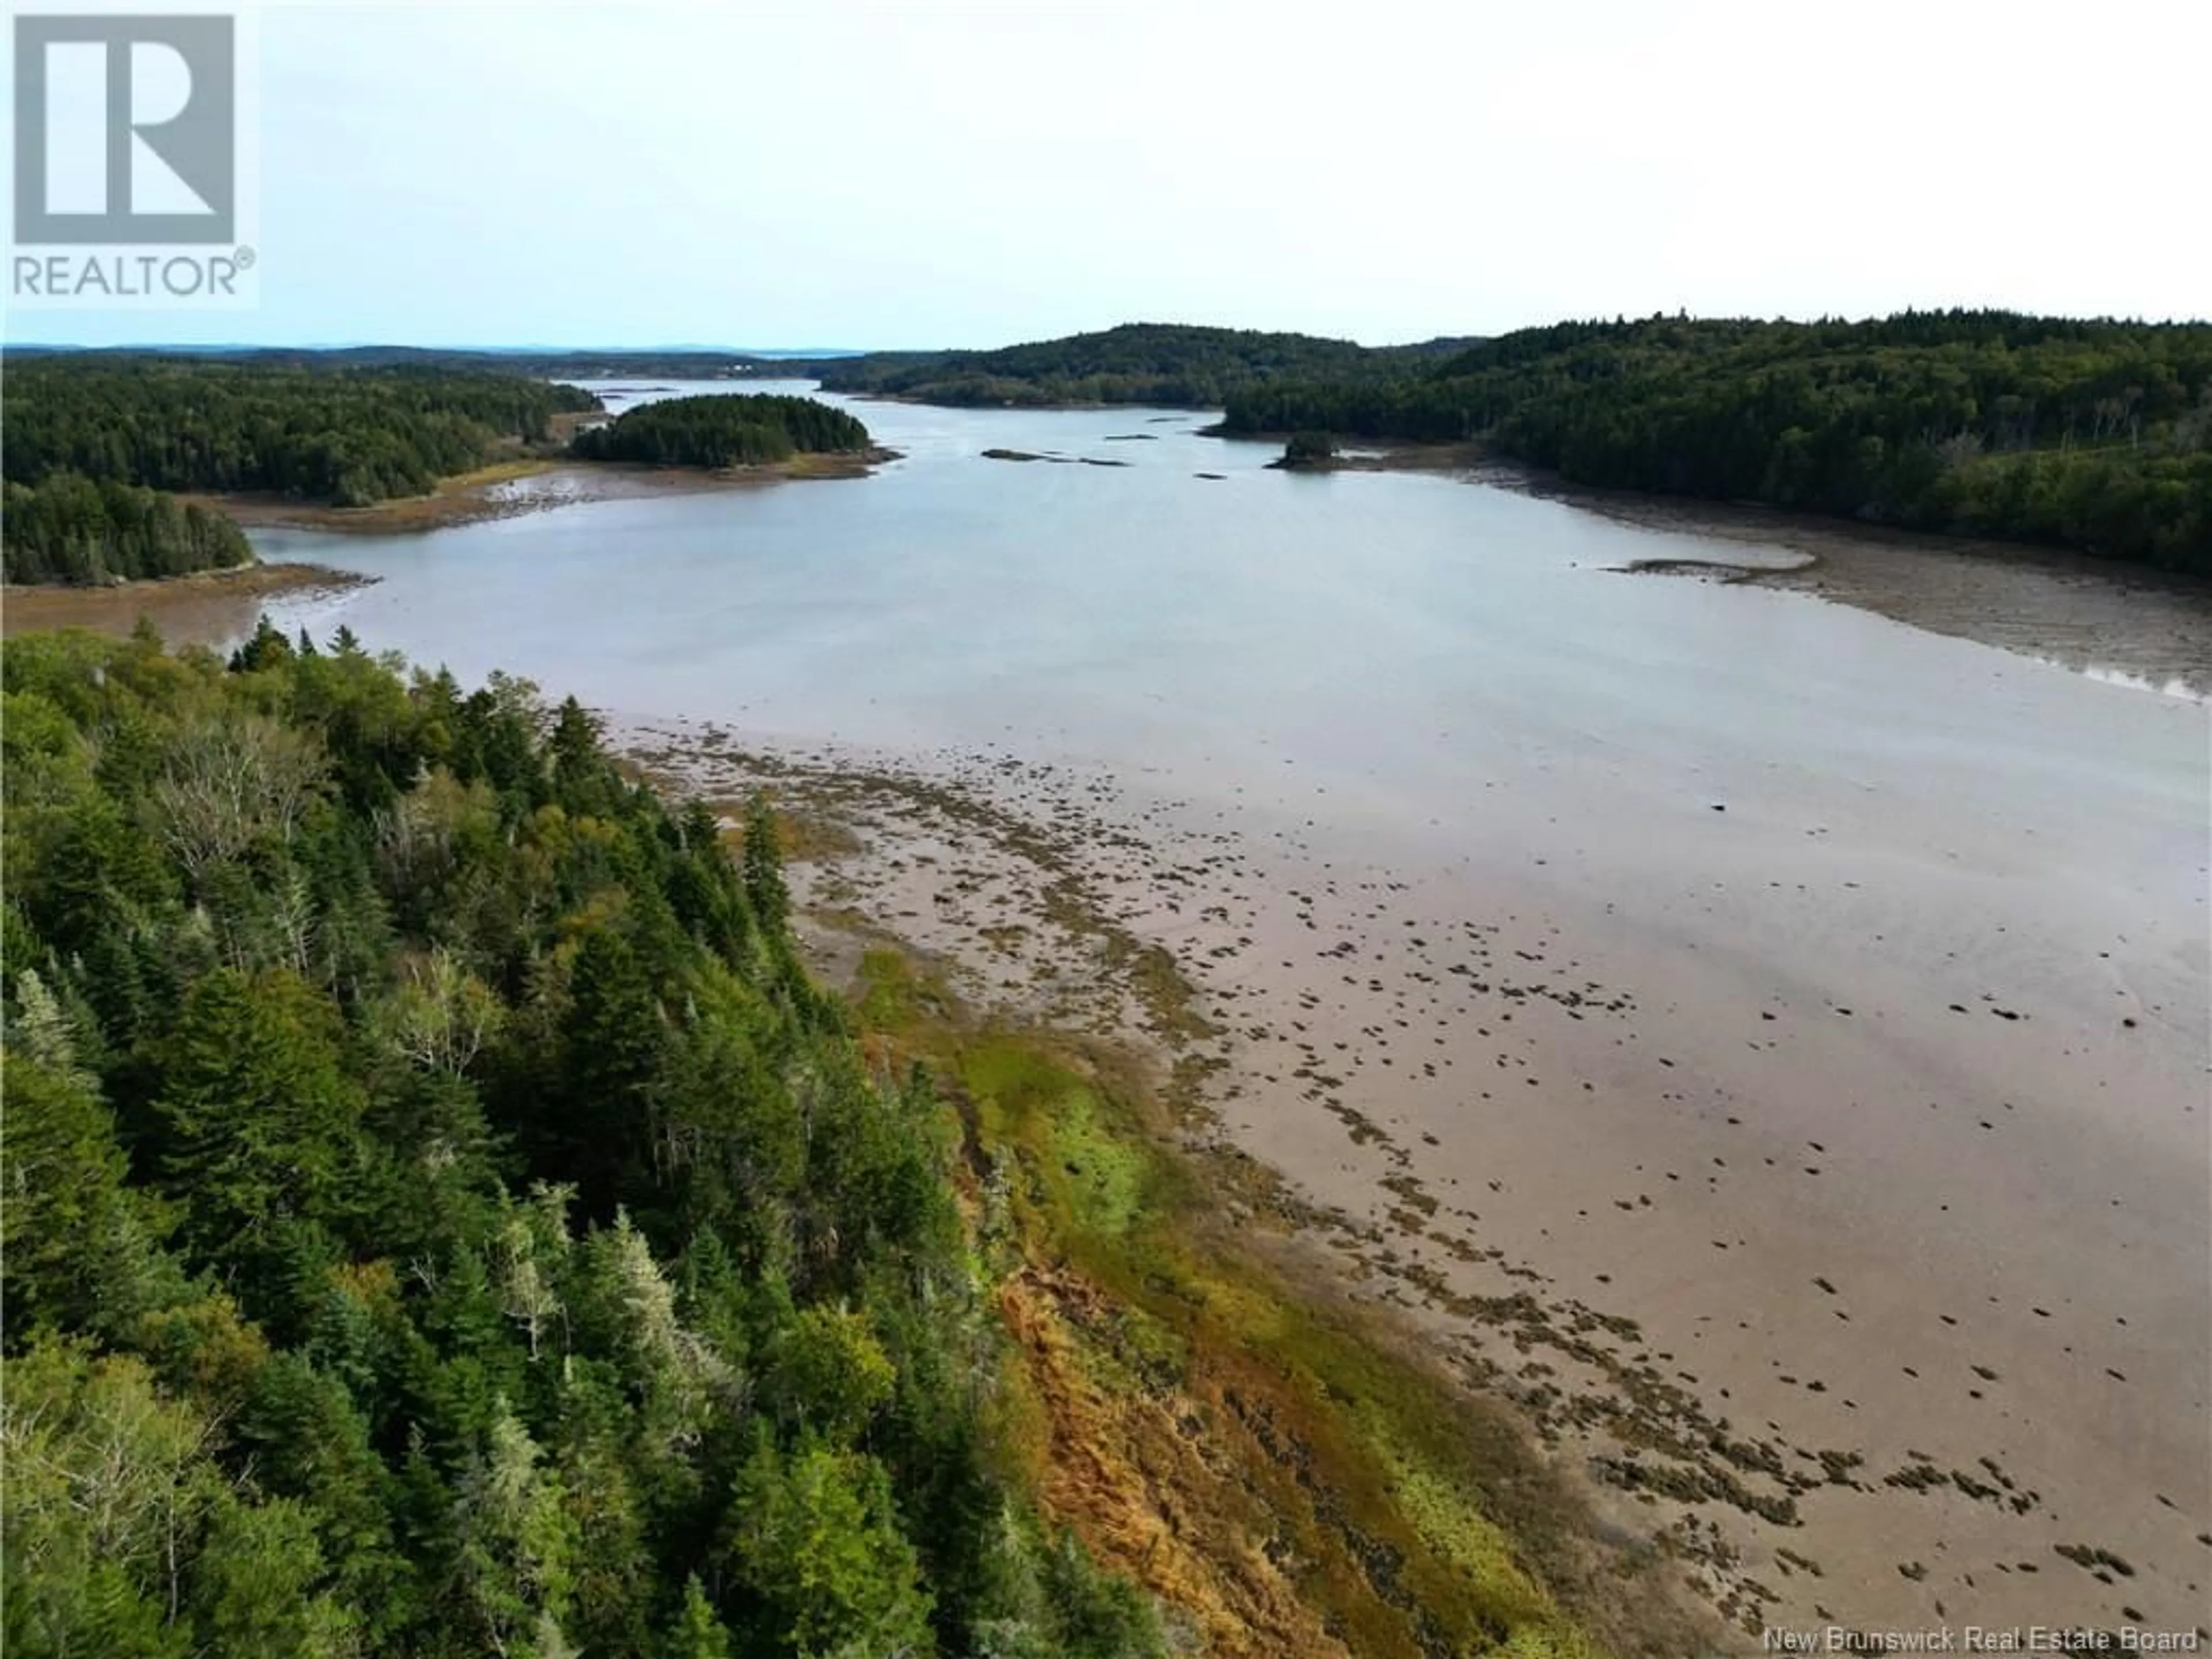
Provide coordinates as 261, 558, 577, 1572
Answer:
9, 346, 809, 380
1, 623, 1164, 1659
569, 394, 873, 468
2, 357, 601, 507
2, 474, 253, 585
809, 323, 1469, 408
1221, 312, 2212, 570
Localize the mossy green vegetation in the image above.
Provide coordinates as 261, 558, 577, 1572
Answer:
838, 944, 1634, 1658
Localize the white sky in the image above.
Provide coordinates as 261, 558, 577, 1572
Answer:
8, 0, 2209, 348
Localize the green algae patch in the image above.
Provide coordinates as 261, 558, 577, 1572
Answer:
1368, 1417, 1591, 1652
963, 1040, 1149, 1240
854, 946, 958, 1031
709, 796, 865, 865
838, 936, 1637, 1658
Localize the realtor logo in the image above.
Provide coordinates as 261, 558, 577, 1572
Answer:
13, 14, 235, 244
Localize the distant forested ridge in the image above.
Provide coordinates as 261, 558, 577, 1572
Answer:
2, 356, 601, 507
1, 623, 1164, 1659
5, 344, 802, 380
809, 322, 1472, 408
1221, 312, 2212, 570
3, 473, 252, 585
568, 392, 873, 467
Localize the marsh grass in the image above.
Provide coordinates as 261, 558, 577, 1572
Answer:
839, 940, 1647, 1658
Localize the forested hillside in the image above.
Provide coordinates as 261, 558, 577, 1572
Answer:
2, 357, 600, 507
810, 323, 1468, 408
7, 346, 790, 380
1220, 312, 2212, 570
0, 624, 1161, 1658
3, 474, 252, 585
569, 393, 873, 468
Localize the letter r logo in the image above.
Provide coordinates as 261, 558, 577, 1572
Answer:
13, 15, 234, 243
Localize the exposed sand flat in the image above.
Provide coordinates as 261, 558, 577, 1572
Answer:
616, 650, 2209, 1649
1482, 459, 2212, 698
1, 562, 369, 639
1306, 439, 2212, 696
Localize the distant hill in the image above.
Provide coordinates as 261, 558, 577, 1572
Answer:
1, 344, 818, 380
2, 354, 599, 513
2, 350, 608, 583
805, 323, 1478, 408
1222, 310, 2212, 571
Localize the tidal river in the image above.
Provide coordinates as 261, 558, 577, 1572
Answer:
247, 381, 2211, 1643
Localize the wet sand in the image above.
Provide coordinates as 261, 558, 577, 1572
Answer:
613, 622, 2209, 1650
1, 561, 369, 640
1578, 495, 2212, 699
1240, 435, 2212, 698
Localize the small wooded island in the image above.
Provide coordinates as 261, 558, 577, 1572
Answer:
566, 392, 874, 468
1269, 431, 1340, 470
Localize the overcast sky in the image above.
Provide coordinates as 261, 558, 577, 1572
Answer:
9, 0, 2208, 349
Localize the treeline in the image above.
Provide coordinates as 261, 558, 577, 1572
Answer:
1, 624, 1161, 1659
569, 393, 873, 467
2, 357, 601, 507
1221, 312, 2212, 571
10, 346, 800, 380
3, 472, 252, 585
810, 322, 1471, 408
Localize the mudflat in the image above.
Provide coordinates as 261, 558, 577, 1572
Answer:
1260, 437, 2212, 696
1, 560, 369, 639
1543, 479, 2212, 697
611, 630, 2206, 1647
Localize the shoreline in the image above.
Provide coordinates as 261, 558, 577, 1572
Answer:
610, 688, 2210, 1651
1216, 433, 2212, 695
184, 448, 902, 536
616, 715, 1728, 1656
7, 435, 2199, 1644
1, 559, 371, 638
832, 388, 1218, 413
615, 717, 1788, 1645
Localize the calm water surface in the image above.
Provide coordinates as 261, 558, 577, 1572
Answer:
253, 381, 2205, 867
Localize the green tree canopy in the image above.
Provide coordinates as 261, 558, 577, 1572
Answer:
1222, 310, 2212, 570
569, 393, 871, 468
0, 623, 1168, 1659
